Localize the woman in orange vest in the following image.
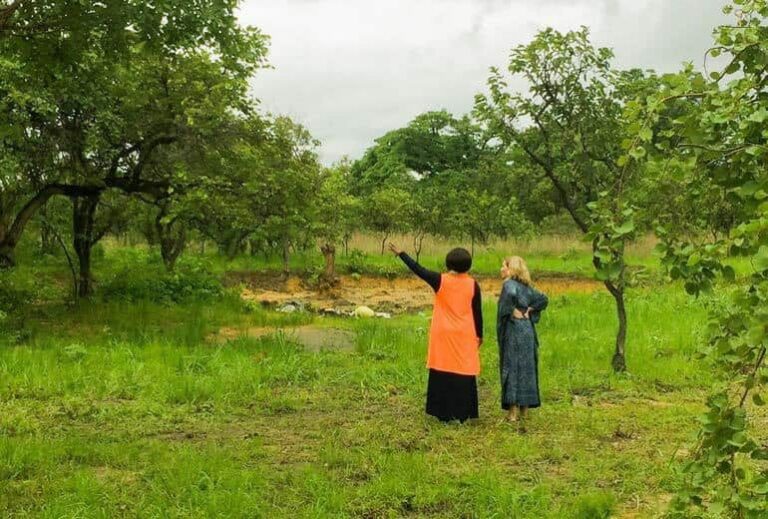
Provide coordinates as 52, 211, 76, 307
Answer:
389, 243, 483, 423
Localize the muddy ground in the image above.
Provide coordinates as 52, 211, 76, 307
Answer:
225, 271, 601, 315
213, 325, 357, 351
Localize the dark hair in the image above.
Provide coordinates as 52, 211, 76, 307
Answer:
445, 248, 472, 273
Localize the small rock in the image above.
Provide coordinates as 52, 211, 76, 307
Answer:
374, 312, 392, 319
277, 304, 298, 313
352, 306, 376, 318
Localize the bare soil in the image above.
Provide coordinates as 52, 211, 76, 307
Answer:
210, 325, 357, 352
225, 272, 601, 314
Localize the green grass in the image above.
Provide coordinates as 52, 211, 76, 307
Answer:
1, 281, 715, 518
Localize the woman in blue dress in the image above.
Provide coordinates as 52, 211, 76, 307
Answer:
497, 256, 549, 424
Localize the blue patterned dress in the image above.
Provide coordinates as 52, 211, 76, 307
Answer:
496, 279, 549, 409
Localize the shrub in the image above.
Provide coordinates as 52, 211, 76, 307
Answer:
346, 249, 368, 274
0, 274, 34, 343
100, 258, 223, 304
344, 249, 399, 278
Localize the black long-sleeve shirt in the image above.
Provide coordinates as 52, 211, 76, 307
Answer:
398, 252, 483, 339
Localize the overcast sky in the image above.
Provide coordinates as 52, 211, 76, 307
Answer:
237, 0, 729, 165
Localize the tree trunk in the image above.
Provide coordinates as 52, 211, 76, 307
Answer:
320, 243, 337, 284
591, 237, 629, 373
0, 218, 7, 248
413, 232, 425, 263
223, 232, 247, 260
605, 280, 627, 372
380, 232, 389, 255
281, 237, 291, 278
0, 244, 13, 269
72, 195, 100, 298
343, 233, 351, 256
155, 216, 186, 272
0, 186, 71, 267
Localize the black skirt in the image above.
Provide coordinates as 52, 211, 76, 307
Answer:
426, 369, 479, 423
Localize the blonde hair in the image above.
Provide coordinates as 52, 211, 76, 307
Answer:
504, 256, 532, 286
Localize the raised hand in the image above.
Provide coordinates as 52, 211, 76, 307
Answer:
388, 242, 402, 256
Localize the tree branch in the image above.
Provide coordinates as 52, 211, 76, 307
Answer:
516, 141, 589, 233
0, 0, 23, 30
131, 135, 177, 182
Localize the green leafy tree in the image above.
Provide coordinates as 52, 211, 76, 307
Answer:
351, 110, 485, 193
628, 2, 768, 515
0, 0, 267, 272
364, 187, 414, 255
314, 159, 360, 283
259, 117, 322, 275
353, 110, 532, 257
475, 27, 658, 372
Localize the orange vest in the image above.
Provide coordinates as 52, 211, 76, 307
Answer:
427, 273, 481, 376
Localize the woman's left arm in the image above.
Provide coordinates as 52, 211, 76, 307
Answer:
527, 289, 549, 324
472, 281, 483, 344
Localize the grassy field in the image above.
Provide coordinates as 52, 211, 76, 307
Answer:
0, 236, 721, 518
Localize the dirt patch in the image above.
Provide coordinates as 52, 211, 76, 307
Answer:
210, 325, 357, 352
231, 272, 601, 314
281, 327, 357, 352
92, 466, 140, 485
617, 493, 673, 518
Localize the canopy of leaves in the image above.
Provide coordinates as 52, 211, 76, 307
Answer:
629, 2, 768, 515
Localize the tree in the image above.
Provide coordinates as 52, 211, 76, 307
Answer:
364, 187, 414, 255
153, 199, 187, 272
0, 0, 268, 270
629, 2, 768, 514
258, 117, 322, 275
314, 159, 360, 283
475, 27, 659, 372
351, 110, 485, 194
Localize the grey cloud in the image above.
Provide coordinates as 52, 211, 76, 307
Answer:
241, 0, 729, 165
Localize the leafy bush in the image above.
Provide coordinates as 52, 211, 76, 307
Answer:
343, 249, 399, 278
346, 249, 368, 274
0, 278, 32, 314
0, 274, 34, 343
100, 258, 223, 304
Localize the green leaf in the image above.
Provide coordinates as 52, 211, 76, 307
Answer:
614, 223, 635, 237
728, 431, 748, 447
748, 108, 768, 123
629, 146, 646, 160
757, 246, 768, 272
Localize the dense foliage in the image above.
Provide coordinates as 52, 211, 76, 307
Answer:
626, 1, 768, 515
